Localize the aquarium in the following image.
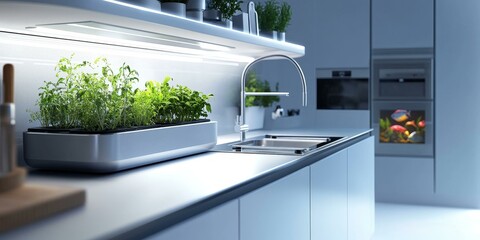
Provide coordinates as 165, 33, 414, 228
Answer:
379, 109, 426, 144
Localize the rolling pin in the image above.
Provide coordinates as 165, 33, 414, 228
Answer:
0, 64, 16, 176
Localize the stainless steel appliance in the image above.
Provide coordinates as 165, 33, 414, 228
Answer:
371, 48, 434, 157
316, 68, 369, 110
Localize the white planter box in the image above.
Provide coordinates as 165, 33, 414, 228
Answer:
245, 106, 265, 130
23, 121, 217, 173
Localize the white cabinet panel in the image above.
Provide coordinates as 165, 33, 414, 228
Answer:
435, 0, 480, 208
372, 0, 434, 48
375, 156, 434, 204
315, 0, 370, 68
347, 136, 375, 240
148, 200, 239, 240
311, 150, 348, 240
240, 167, 310, 240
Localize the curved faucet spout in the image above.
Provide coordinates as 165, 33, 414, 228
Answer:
239, 54, 308, 142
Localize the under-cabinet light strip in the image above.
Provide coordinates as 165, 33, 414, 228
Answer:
103, 0, 163, 15
26, 26, 252, 62
0, 36, 202, 63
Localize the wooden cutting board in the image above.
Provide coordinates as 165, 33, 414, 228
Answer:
0, 182, 86, 233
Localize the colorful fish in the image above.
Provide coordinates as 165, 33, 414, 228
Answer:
390, 125, 407, 133
418, 120, 425, 128
391, 109, 410, 122
405, 120, 416, 127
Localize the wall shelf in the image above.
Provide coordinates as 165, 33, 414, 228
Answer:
0, 0, 305, 61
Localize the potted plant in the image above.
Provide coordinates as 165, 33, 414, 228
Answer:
244, 71, 280, 130
275, 1, 291, 41
24, 55, 216, 172
186, 0, 206, 21
256, 0, 279, 39
159, 0, 189, 17
209, 0, 243, 28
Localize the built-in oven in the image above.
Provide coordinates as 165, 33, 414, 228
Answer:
316, 68, 369, 110
371, 49, 434, 157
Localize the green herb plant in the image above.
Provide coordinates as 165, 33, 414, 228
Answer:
209, 0, 243, 20
31, 55, 213, 133
275, 1, 291, 33
75, 58, 139, 131
256, 0, 279, 32
30, 56, 81, 129
245, 71, 279, 108
136, 77, 213, 124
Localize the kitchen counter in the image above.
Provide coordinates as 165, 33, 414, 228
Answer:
1, 128, 371, 240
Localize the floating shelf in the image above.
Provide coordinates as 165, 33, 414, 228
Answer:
0, 0, 305, 60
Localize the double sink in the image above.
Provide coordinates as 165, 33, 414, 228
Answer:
212, 134, 345, 155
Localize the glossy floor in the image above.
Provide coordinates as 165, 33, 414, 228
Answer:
373, 203, 480, 240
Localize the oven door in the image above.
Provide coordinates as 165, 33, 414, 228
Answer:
372, 101, 434, 157
372, 57, 433, 100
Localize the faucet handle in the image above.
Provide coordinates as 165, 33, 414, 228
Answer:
234, 115, 249, 132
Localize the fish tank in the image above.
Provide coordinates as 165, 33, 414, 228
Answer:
379, 109, 425, 144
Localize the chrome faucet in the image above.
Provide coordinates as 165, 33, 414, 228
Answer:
237, 54, 308, 142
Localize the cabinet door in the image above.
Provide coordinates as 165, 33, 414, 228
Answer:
147, 200, 239, 240
372, 0, 434, 48
239, 167, 310, 240
311, 150, 348, 240
347, 136, 375, 240
315, 0, 371, 68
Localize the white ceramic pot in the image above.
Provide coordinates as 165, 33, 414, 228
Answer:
186, 0, 205, 21
260, 30, 278, 40
245, 106, 265, 130
161, 2, 186, 17
277, 32, 286, 41
222, 19, 233, 29
186, 0, 205, 11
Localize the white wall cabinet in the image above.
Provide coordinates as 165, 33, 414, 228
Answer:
347, 137, 375, 240
315, 0, 371, 68
372, 0, 434, 49
147, 200, 239, 240
239, 167, 310, 240
311, 150, 348, 240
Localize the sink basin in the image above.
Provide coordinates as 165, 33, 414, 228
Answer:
212, 135, 345, 155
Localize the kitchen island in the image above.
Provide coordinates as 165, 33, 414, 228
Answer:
1, 128, 374, 240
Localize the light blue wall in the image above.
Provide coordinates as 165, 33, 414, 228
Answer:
257, 0, 371, 130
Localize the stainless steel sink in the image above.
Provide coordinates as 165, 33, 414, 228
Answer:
212, 135, 345, 155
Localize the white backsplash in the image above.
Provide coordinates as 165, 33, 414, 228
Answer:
0, 32, 245, 161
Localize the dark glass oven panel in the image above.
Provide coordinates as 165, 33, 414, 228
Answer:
379, 109, 426, 144
316, 78, 369, 110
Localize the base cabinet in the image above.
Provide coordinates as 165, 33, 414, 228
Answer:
311, 149, 348, 240
239, 167, 310, 240
147, 200, 239, 240
149, 137, 374, 240
348, 137, 375, 240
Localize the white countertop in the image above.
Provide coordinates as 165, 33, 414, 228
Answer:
1, 128, 371, 240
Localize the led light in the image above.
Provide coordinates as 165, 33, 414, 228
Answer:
103, 0, 163, 15
198, 42, 231, 52
25, 21, 253, 62
0, 36, 203, 63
